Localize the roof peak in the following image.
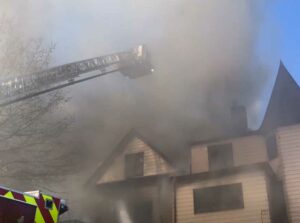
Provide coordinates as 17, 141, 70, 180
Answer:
259, 61, 300, 132
277, 61, 299, 87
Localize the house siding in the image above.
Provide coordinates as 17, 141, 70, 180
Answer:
98, 137, 174, 184
191, 135, 268, 174
191, 145, 209, 173
176, 171, 271, 223
277, 124, 300, 223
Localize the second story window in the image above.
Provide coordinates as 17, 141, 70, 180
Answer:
266, 134, 278, 160
193, 183, 244, 213
125, 152, 144, 178
208, 143, 233, 171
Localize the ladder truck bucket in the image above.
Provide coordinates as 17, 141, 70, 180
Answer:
120, 45, 154, 79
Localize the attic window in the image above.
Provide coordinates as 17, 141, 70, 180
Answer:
208, 143, 233, 171
125, 152, 144, 178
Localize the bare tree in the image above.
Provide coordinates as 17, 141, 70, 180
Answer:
0, 16, 79, 189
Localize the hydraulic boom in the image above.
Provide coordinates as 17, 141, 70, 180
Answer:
0, 45, 152, 107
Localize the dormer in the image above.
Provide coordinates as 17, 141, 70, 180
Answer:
88, 130, 175, 185
190, 135, 269, 174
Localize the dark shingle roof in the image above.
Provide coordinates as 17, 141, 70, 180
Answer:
259, 61, 300, 133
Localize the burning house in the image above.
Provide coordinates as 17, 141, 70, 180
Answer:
86, 62, 300, 223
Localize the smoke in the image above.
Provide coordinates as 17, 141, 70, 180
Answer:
55, 0, 278, 164
0, 0, 279, 216
0, 0, 279, 164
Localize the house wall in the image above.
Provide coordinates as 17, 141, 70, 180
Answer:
191, 135, 268, 174
277, 124, 300, 223
97, 137, 174, 184
176, 170, 271, 223
91, 178, 174, 223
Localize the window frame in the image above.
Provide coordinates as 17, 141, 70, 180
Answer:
207, 143, 234, 171
193, 183, 244, 214
125, 152, 144, 178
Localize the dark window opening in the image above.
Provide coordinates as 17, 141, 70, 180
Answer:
266, 134, 278, 160
208, 143, 234, 171
45, 199, 53, 210
129, 200, 152, 223
193, 183, 244, 213
125, 152, 144, 178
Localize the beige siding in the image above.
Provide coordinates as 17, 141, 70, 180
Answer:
191, 145, 209, 173
277, 124, 300, 223
176, 171, 271, 223
191, 135, 268, 174
97, 137, 174, 184
269, 157, 282, 179
233, 136, 268, 166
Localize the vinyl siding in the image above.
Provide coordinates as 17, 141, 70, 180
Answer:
176, 171, 271, 223
191, 145, 209, 173
191, 135, 268, 174
97, 137, 174, 184
277, 124, 300, 223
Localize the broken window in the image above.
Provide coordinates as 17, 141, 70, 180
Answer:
125, 152, 144, 178
193, 183, 244, 213
208, 143, 234, 171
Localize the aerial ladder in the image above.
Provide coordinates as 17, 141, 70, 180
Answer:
0, 45, 153, 223
0, 45, 153, 107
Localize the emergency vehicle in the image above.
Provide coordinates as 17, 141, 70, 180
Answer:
0, 45, 152, 222
0, 186, 68, 223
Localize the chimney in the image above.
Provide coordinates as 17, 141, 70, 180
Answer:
231, 103, 248, 134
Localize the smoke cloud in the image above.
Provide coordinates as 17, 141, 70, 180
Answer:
0, 0, 279, 194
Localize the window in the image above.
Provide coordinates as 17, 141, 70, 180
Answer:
193, 183, 244, 213
208, 143, 233, 171
45, 199, 53, 210
125, 152, 144, 178
129, 200, 152, 223
266, 134, 278, 160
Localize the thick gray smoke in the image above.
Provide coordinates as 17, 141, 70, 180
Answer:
0, 0, 279, 166
62, 0, 279, 165
0, 0, 280, 220
0, 1, 279, 216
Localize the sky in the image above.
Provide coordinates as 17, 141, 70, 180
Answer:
0, 0, 300, 148
275, 0, 300, 84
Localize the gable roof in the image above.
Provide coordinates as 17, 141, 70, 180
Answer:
190, 61, 300, 146
260, 61, 300, 133
86, 129, 175, 186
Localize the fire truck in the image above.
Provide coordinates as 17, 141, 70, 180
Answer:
0, 187, 67, 223
0, 45, 153, 222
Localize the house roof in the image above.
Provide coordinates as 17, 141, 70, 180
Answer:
175, 162, 275, 183
191, 61, 300, 146
189, 130, 259, 146
86, 62, 300, 185
259, 61, 300, 133
86, 129, 175, 187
